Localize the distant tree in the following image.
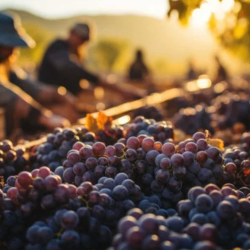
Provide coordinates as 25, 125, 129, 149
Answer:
88, 38, 130, 72
167, 0, 250, 61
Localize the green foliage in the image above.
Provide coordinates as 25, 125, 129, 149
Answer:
167, 0, 250, 61
87, 38, 131, 72
19, 22, 54, 66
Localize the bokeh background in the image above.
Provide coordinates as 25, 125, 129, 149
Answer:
1, 0, 249, 83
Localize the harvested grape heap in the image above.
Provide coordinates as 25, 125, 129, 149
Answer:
0, 116, 250, 250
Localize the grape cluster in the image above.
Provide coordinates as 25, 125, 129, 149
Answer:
181, 184, 250, 249
0, 140, 29, 181
25, 209, 112, 250
174, 105, 214, 135
212, 94, 250, 130
123, 117, 174, 143
2, 115, 250, 250
221, 132, 250, 187
131, 106, 164, 122
35, 117, 174, 171
146, 131, 240, 207
110, 183, 250, 250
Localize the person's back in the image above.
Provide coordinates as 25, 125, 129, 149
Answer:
128, 49, 149, 82
38, 23, 100, 95
38, 39, 68, 88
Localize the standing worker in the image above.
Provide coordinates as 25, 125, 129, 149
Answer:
128, 49, 150, 82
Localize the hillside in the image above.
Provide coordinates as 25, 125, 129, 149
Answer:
2, 9, 248, 76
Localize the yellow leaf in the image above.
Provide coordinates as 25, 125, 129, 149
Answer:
96, 111, 113, 130
85, 113, 99, 134
209, 138, 224, 151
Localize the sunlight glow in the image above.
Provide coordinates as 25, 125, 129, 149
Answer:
57, 86, 67, 96
79, 79, 90, 89
94, 87, 104, 100
191, 0, 235, 27
113, 115, 131, 125
96, 102, 105, 110
197, 76, 212, 89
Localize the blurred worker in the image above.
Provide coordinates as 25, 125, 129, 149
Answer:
38, 23, 106, 95
186, 60, 197, 80
214, 55, 228, 83
0, 12, 74, 137
38, 23, 140, 98
128, 49, 150, 82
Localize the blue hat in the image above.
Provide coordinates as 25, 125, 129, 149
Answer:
0, 12, 35, 48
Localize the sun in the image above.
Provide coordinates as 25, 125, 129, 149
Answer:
191, 0, 235, 28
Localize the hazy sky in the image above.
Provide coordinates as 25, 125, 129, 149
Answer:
0, 0, 168, 19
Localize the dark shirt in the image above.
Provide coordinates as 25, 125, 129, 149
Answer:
129, 61, 149, 81
38, 39, 99, 95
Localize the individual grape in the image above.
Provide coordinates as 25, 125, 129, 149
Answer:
167, 177, 182, 193
146, 150, 159, 165
160, 157, 172, 171
72, 141, 85, 151
173, 166, 187, 180
94, 165, 106, 179
63, 167, 75, 183
38, 167, 51, 179
142, 235, 160, 250
73, 162, 86, 176
125, 148, 137, 162
216, 200, 235, 220
154, 141, 162, 152
188, 187, 206, 203
191, 213, 208, 225
85, 157, 98, 171
98, 157, 109, 166
127, 208, 143, 220
141, 138, 154, 152
79, 146, 93, 160
61, 230, 80, 247
82, 171, 96, 184
126, 137, 140, 150
170, 154, 184, 167
105, 166, 118, 178
114, 143, 126, 157
138, 214, 159, 235
193, 132, 206, 142
165, 216, 184, 232
136, 148, 146, 160
156, 169, 170, 184
115, 173, 129, 185
125, 226, 143, 249
195, 194, 213, 213
134, 160, 147, 175
44, 175, 59, 192
162, 143, 175, 157
17, 171, 33, 189
105, 145, 116, 157
92, 142, 106, 157
185, 142, 198, 154
61, 210, 79, 230
118, 216, 137, 236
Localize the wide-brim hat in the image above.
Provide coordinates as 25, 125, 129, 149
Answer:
0, 12, 35, 48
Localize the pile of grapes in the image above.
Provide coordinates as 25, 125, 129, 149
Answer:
0, 116, 250, 250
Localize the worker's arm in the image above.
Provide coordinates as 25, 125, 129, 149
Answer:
10, 67, 77, 107
47, 49, 99, 85
0, 78, 70, 136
